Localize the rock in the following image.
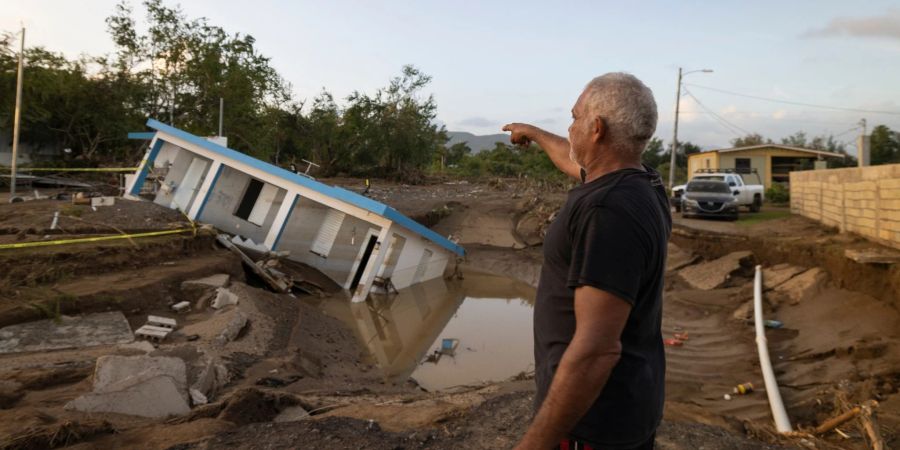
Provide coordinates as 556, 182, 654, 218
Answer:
774, 268, 828, 304
181, 274, 230, 289
0, 311, 134, 354
274, 405, 310, 422
678, 251, 753, 290
211, 287, 239, 309
213, 311, 248, 348
514, 213, 544, 247
761, 263, 806, 290
92, 355, 188, 402
66, 375, 190, 418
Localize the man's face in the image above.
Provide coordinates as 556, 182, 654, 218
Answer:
568, 91, 592, 168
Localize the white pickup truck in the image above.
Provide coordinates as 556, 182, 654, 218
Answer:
673, 172, 764, 212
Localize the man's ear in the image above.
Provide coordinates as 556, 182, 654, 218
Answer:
592, 116, 606, 143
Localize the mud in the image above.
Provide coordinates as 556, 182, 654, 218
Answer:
0, 177, 897, 449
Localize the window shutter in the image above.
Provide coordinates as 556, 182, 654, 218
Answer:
311, 209, 345, 257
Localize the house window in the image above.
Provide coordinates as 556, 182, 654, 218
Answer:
234, 178, 278, 226
311, 209, 346, 257
235, 179, 264, 221
735, 158, 751, 173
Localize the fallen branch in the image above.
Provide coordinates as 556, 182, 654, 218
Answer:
815, 406, 861, 435
860, 400, 885, 450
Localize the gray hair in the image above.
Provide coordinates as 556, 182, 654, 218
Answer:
582, 73, 658, 156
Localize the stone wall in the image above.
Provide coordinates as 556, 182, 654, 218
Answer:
790, 164, 900, 250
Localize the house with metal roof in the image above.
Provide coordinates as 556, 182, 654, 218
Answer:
125, 119, 464, 302
687, 144, 846, 188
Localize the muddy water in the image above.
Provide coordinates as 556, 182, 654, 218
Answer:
316, 271, 536, 391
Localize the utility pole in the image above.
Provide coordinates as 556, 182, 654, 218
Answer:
668, 68, 682, 191
10, 26, 25, 199
667, 67, 713, 191
218, 97, 224, 137
857, 118, 870, 167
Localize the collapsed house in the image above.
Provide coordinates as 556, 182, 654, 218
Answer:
125, 119, 464, 302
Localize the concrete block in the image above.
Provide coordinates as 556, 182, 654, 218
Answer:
678, 251, 752, 290
90, 196, 116, 207
211, 287, 239, 309
171, 301, 191, 313
135, 325, 171, 342
189, 357, 230, 405
147, 315, 177, 329
66, 375, 190, 418
93, 355, 188, 400
0, 311, 134, 354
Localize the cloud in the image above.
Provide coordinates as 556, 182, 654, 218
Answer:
457, 116, 497, 127
803, 9, 900, 41
772, 110, 787, 119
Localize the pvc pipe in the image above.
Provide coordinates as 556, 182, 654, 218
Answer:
754, 265, 793, 433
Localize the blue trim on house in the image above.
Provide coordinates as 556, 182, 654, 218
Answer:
272, 193, 299, 250
193, 163, 223, 220
128, 132, 156, 140
130, 139, 164, 196
144, 119, 465, 256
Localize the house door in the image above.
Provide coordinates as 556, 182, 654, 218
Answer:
350, 234, 379, 290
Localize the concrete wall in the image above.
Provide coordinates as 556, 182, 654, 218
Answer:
153, 146, 212, 213
791, 164, 900, 250
198, 165, 286, 243
388, 228, 451, 290
278, 196, 382, 286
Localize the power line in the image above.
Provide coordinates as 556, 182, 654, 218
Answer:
684, 83, 900, 116
682, 88, 753, 136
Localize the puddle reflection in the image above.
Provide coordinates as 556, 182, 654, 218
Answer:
322, 271, 535, 391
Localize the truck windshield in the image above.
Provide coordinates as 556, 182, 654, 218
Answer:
695, 176, 725, 182
686, 181, 731, 194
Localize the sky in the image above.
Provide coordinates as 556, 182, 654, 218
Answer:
4, 1, 900, 152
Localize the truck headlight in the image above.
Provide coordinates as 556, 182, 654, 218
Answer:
682, 197, 698, 207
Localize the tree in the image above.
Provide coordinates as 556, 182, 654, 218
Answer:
731, 133, 771, 147
640, 137, 665, 168
870, 125, 900, 165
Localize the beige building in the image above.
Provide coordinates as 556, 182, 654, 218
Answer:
687, 144, 846, 188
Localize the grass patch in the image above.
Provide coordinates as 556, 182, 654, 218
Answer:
737, 209, 792, 226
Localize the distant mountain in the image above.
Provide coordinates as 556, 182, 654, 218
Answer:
446, 131, 510, 154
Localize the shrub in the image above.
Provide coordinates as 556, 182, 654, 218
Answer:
766, 183, 790, 204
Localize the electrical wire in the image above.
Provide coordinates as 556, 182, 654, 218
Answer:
682, 88, 752, 136
684, 83, 900, 116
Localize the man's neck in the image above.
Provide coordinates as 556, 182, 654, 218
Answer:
581, 151, 643, 183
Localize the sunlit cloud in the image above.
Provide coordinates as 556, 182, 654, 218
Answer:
803, 9, 900, 41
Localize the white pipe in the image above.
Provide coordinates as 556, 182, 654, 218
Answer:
754, 265, 793, 433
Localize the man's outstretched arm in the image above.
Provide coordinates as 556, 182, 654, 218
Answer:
514, 285, 632, 450
502, 123, 581, 180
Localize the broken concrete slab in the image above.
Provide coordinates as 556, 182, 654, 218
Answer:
181, 274, 231, 290
0, 311, 134, 354
211, 287, 239, 309
189, 357, 230, 405
677, 251, 753, 290
117, 341, 156, 354
762, 263, 806, 290
93, 355, 188, 400
214, 311, 248, 348
845, 248, 900, 265
66, 375, 190, 418
774, 267, 828, 304
666, 243, 699, 272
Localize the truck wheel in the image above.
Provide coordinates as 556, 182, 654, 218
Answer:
750, 195, 761, 213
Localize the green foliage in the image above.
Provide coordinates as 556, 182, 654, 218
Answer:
765, 183, 790, 204
731, 133, 772, 147
449, 142, 566, 183
870, 125, 900, 166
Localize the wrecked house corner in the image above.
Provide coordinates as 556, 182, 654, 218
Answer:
125, 119, 464, 302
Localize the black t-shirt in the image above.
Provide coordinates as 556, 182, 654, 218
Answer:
533, 165, 671, 448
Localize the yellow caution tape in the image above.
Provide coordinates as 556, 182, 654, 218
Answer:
0, 228, 194, 250
1, 167, 138, 172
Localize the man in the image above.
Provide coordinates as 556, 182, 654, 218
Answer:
503, 73, 670, 450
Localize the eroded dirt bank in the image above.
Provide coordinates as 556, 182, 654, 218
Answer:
0, 179, 896, 449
